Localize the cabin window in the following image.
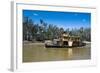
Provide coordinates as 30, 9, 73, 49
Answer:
63, 41, 68, 46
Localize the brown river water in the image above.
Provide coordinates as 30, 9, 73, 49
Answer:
23, 42, 91, 62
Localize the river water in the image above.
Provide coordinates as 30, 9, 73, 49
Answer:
23, 43, 91, 62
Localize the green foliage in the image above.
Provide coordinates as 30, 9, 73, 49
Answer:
23, 17, 91, 42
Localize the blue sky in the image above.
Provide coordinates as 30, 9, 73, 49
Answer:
23, 10, 91, 30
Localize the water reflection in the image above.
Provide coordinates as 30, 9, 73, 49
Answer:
23, 43, 91, 62
68, 48, 73, 57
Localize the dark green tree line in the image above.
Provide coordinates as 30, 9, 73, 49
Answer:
23, 17, 91, 42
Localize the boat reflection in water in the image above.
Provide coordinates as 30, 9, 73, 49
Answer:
23, 42, 90, 62
68, 48, 73, 57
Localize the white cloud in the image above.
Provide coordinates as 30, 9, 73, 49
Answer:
33, 13, 38, 16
